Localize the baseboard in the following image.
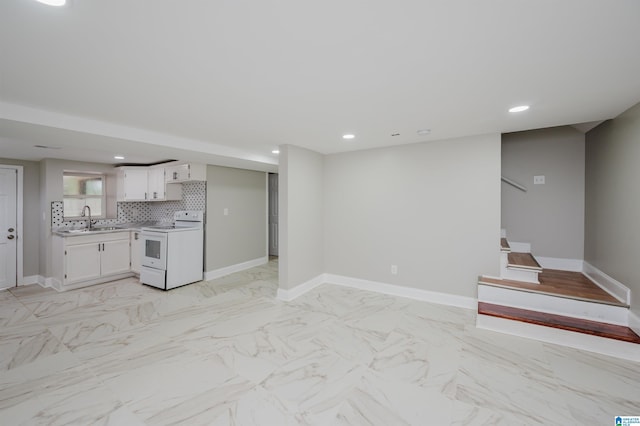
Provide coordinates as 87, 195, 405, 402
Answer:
37, 276, 52, 288
276, 273, 325, 301
205, 256, 268, 281
508, 241, 531, 253
477, 314, 640, 362
276, 273, 477, 310
20, 275, 39, 286
582, 262, 630, 305
478, 284, 628, 326
325, 274, 477, 310
629, 310, 640, 338
536, 257, 583, 272
500, 228, 507, 238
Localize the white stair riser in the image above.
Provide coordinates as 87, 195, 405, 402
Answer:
478, 284, 628, 326
477, 314, 640, 362
500, 253, 540, 283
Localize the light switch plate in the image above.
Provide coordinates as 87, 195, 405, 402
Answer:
534, 175, 545, 185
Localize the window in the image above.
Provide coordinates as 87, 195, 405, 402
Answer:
63, 172, 106, 218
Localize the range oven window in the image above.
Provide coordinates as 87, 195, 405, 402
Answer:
145, 239, 162, 259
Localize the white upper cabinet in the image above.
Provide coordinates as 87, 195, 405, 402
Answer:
117, 166, 182, 202
165, 163, 206, 183
117, 167, 148, 201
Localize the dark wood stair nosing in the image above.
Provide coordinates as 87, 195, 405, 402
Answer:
478, 272, 628, 308
478, 302, 640, 344
478, 278, 629, 308
500, 238, 511, 253
507, 252, 543, 271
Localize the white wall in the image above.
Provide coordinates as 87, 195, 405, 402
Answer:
205, 165, 267, 271
585, 101, 640, 317
0, 158, 40, 277
323, 134, 501, 298
501, 127, 585, 259
278, 145, 324, 291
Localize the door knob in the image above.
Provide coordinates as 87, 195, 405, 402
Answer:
7, 235, 15, 240
8, 228, 14, 232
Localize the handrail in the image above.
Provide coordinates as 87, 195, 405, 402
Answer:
501, 175, 527, 192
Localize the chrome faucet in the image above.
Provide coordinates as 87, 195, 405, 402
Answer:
80, 205, 93, 229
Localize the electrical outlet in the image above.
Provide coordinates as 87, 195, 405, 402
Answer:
534, 175, 545, 185
391, 265, 398, 275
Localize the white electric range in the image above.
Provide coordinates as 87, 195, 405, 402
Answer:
140, 210, 204, 290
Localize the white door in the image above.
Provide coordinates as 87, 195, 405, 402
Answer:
101, 239, 131, 276
147, 168, 165, 200
65, 242, 101, 284
268, 173, 278, 256
0, 168, 17, 290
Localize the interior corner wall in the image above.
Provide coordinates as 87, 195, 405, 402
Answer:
0, 158, 40, 277
278, 145, 324, 291
40, 158, 118, 278
501, 127, 585, 259
205, 165, 267, 271
585, 101, 640, 316
323, 134, 501, 298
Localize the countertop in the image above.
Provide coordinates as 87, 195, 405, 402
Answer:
52, 221, 164, 237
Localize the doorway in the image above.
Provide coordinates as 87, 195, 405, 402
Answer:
268, 173, 278, 257
0, 166, 20, 290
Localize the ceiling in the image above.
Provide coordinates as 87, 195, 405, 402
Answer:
1, 0, 640, 171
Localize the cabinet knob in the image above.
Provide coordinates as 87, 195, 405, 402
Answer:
8, 228, 15, 232
7, 235, 15, 240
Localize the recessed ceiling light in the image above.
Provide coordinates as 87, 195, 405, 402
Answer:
342, 134, 355, 140
114, 155, 125, 160
35, 0, 66, 6
417, 129, 431, 136
272, 150, 280, 154
509, 105, 530, 113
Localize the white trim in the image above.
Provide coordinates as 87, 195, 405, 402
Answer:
21, 275, 39, 286
478, 284, 628, 326
276, 273, 477, 309
37, 275, 52, 288
629, 310, 640, 338
276, 273, 325, 301
265, 173, 269, 258
325, 274, 477, 309
582, 262, 630, 305
205, 256, 269, 281
508, 241, 531, 253
536, 256, 583, 272
500, 228, 507, 238
477, 314, 640, 362
16, 166, 24, 287
1, 165, 24, 287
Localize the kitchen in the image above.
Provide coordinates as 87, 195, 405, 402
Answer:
0, 156, 270, 293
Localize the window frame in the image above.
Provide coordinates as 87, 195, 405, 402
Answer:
63, 171, 107, 220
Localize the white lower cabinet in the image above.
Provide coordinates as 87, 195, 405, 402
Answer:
54, 231, 134, 290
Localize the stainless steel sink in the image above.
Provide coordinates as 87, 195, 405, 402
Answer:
59, 226, 124, 234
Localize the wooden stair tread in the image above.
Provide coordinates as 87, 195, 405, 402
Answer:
479, 270, 626, 306
478, 302, 640, 344
500, 238, 510, 252
507, 252, 542, 271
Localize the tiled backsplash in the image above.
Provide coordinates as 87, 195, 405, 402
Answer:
52, 182, 206, 228
149, 182, 206, 222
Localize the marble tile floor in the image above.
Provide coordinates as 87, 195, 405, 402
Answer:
1, 259, 639, 425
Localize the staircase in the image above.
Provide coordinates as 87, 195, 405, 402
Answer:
477, 231, 640, 361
